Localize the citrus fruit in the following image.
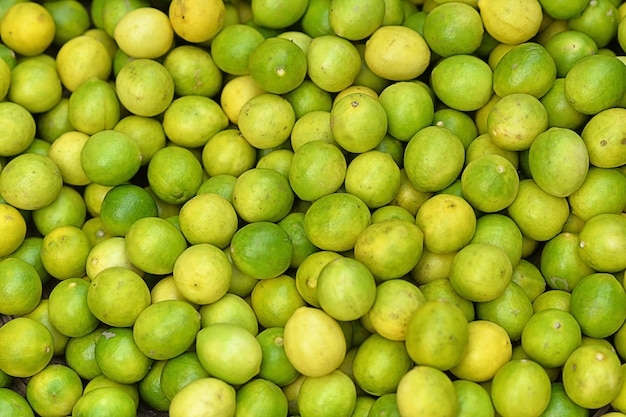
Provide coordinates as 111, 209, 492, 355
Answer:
248, 37, 307, 94
568, 0, 620, 48
477, 0, 543, 44
80, 130, 141, 187
288, 140, 346, 201
570, 272, 626, 338
196, 174, 238, 202
487, 93, 548, 151
453, 379, 495, 417
196, 323, 262, 385
0, 2, 55, 56
133, 300, 200, 360
470, 213, 523, 266
72, 386, 136, 417
138, 359, 170, 411
0, 153, 63, 210
368, 279, 426, 341
238, 93, 295, 149
569, 167, 626, 222
330, 92, 387, 153
0, 101, 36, 158
493, 42, 557, 98
541, 381, 588, 417
114, 6, 173, 59
377, 81, 434, 142
236, 378, 289, 417
162, 45, 222, 98
56, 34, 112, 92
8, 57, 62, 114
125, 216, 188, 275
562, 343, 624, 409
283, 79, 333, 119
25, 364, 83, 417
461, 154, 520, 213
202, 129, 257, 177
544, 30, 599, 77
99, 184, 158, 237
68, 77, 120, 135
209, 24, 264, 76
578, 214, 626, 273
364, 25, 431, 80
431, 54, 494, 112
168, 0, 225, 43
490, 359, 552, 417
48, 277, 100, 339
329, 0, 384, 40
294, 250, 342, 308
22, 298, 68, 356
229, 221, 293, 280
32, 185, 86, 236
0, 387, 33, 417
415, 193, 476, 254
283, 306, 346, 377
564, 54, 626, 115
200, 293, 257, 336
178, 193, 237, 248
507, 179, 570, 241
345, 150, 401, 208
160, 352, 208, 401
277, 212, 319, 269
64, 326, 105, 380
87, 267, 150, 328
0, 317, 53, 378
423, 2, 483, 56
147, 145, 204, 206
168, 377, 235, 417
172, 243, 231, 305
162, 95, 228, 149
231, 167, 294, 223
521, 308, 582, 368
85, 236, 144, 281
297, 370, 357, 417
540, 232, 595, 291
47, 131, 91, 186
396, 366, 458, 417
0, 203, 26, 257
40, 225, 92, 280
580, 108, 626, 168
540, 78, 589, 130
533, 289, 571, 313
95, 327, 153, 385
256, 327, 299, 387
115, 58, 174, 117
250, 275, 305, 328
475, 280, 534, 341
450, 320, 513, 382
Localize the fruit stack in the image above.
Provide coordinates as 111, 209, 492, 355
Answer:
0, 0, 625, 417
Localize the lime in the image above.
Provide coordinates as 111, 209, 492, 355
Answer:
100, 184, 158, 237
202, 129, 257, 178
236, 378, 288, 417
162, 95, 228, 149
329, 0, 385, 40
168, 0, 224, 42
32, 185, 86, 236
540, 78, 589, 130
25, 364, 83, 417
64, 326, 104, 380
461, 154, 519, 213
562, 343, 623, 409
397, 366, 458, 417
493, 42, 557, 98
487, 93, 548, 151
251, 275, 305, 328
47, 131, 91, 186
568, 0, 620, 48
491, 359, 552, 417
541, 381, 588, 417
289, 141, 346, 201
529, 128, 589, 198
415, 194, 476, 254
137, 360, 169, 412
297, 370, 357, 417
581, 108, 626, 168
283, 79, 333, 119
229, 218, 291, 277
196, 323, 262, 385
220, 75, 266, 124
72, 386, 136, 417
423, 2, 483, 57
85, 236, 144, 281
295, 251, 343, 308
453, 379, 495, 417
0, 317, 53, 378
0, 153, 63, 210
278, 212, 319, 269
210, 24, 264, 75
330, 92, 387, 153
160, 352, 208, 401
81, 130, 141, 187
569, 167, 626, 221
564, 54, 626, 115
115, 58, 174, 117
40, 225, 92, 280
301, 0, 333, 37
68, 77, 120, 135
368, 279, 426, 341
544, 30, 599, 77
0, 203, 26, 258
0, 259, 42, 316
147, 145, 204, 206
114, 7, 173, 59
571, 273, 626, 338
540, 232, 594, 292
303, 192, 371, 253
0, 102, 35, 157
232, 167, 294, 223
248, 37, 307, 94
238, 93, 295, 149
477, 0, 543, 44
578, 214, 626, 273
0, 388, 32, 417
256, 327, 299, 387
0, 2, 55, 56
378, 81, 434, 142
8, 57, 62, 114
200, 293, 258, 335
168, 378, 235, 417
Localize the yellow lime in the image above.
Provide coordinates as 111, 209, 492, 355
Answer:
303, 192, 371, 252
540, 232, 595, 291
578, 214, 626, 272
162, 45, 222, 98
147, 145, 204, 205
40, 225, 92, 280
114, 7, 172, 59
294, 251, 343, 308
533, 289, 571, 313
178, 193, 237, 248
199, 293, 257, 336
423, 2, 483, 56
162, 95, 228, 149
368, 279, 426, 341
169, 377, 235, 417
569, 168, 626, 222
288, 141, 346, 201
80, 130, 141, 187
72, 386, 136, 417
0, 153, 63, 210
82, 375, 139, 409
461, 154, 520, 213
329, 0, 385, 40
491, 359, 552, 417
232, 167, 294, 223
25, 363, 83, 417
571, 273, 626, 338
0, 317, 53, 378
85, 236, 144, 281
415, 194, 476, 254
475, 281, 534, 341
8, 57, 62, 114
297, 370, 357, 417
55, 35, 112, 92
581, 107, 626, 168
250, 275, 305, 328
172, 243, 231, 305
396, 366, 458, 417
562, 343, 624, 409
477, 0, 543, 44
0, 203, 26, 257
201, 129, 257, 177
487, 93, 548, 151
220, 75, 266, 124
68, 77, 120, 135
229, 221, 293, 280
115, 58, 174, 117
450, 320, 512, 382
168, 0, 225, 43
364, 25, 431, 80
196, 323, 262, 385
0, 258, 41, 316
236, 378, 289, 417
507, 179, 570, 241
345, 150, 401, 209
238, 93, 295, 149
493, 42, 557, 98
23, 299, 68, 356
0, 2, 55, 56
47, 131, 91, 186
330, 92, 387, 153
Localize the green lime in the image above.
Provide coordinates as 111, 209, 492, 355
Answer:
238, 93, 295, 149
378, 81, 434, 142
423, 2, 483, 57
568, 0, 620, 48
147, 145, 204, 206
397, 366, 457, 417
306, 34, 362, 92
490, 359, 552, 417
162, 95, 228, 149
540, 78, 589, 130
68, 77, 120, 135
100, 184, 158, 237
81, 130, 141, 186
329, 0, 385, 40
248, 37, 307, 94
578, 214, 626, 273
581, 107, 626, 168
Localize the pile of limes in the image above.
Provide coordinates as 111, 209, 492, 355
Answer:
0, 0, 625, 416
